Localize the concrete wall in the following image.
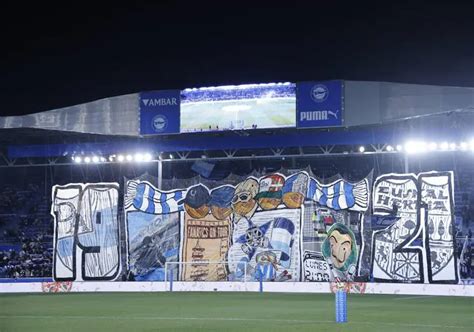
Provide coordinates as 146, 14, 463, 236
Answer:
1, 281, 472, 297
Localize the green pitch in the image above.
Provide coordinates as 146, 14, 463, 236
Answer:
0, 292, 472, 331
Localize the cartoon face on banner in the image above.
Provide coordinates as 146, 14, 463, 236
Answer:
184, 184, 210, 219
256, 251, 278, 267
231, 178, 259, 219
322, 223, 358, 281
209, 185, 235, 220
255, 174, 285, 210
282, 172, 309, 208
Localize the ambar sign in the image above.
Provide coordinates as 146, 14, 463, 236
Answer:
142, 97, 178, 107
140, 90, 180, 135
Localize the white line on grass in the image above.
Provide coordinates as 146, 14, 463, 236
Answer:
0, 315, 470, 329
394, 295, 440, 300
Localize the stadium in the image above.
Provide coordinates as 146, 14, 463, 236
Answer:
0, 80, 473, 331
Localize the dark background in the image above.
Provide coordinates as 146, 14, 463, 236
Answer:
1, 2, 474, 116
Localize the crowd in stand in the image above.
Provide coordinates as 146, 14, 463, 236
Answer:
0, 182, 53, 279
0, 232, 52, 278
181, 84, 295, 103
0, 187, 21, 212
0, 184, 43, 212
458, 206, 473, 280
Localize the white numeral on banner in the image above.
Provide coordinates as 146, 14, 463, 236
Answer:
370, 172, 458, 283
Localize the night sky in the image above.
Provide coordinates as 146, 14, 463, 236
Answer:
1, 2, 474, 117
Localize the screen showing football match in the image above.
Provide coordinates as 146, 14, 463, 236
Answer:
180, 83, 296, 133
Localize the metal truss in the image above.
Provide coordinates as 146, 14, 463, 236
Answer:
0, 144, 408, 168
0, 150, 65, 168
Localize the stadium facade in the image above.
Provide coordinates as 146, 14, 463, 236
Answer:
0, 80, 473, 296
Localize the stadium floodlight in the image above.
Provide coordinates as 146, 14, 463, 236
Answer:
396, 144, 403, 151
440, 142, 449, 150
134, 153, 144, 162
358, 146, 365, 153
117, 155, 125, 162
84, 156, 91, 163
73, 156, 82, 163
126, 154, 133, 162
460, 142, 468, 150
143, 153, 153, 162
449, 143, 456, 150
100, 156, 106, 162
405, 140, 427, 154
418, 141, 428, 153
428, 142, 438, 151
108, 155, 115, 162
169, 153, 174, 159
404, 141, 415, 154
92, 156, 100, 163
386, 145, 394, 152
471, 139, 474, 151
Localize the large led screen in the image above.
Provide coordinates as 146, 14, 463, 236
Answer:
180, 83, 296, 133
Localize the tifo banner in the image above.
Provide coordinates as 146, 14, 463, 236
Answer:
51, 170, 463, 284
228, 208, 302, 282
51, 183, 122, 281
122, 172, 370, 282
127, 211, 181, 281
296, 80, 343, 128
139, 90, 180, 135
125, 181, 182, 281
371, 172, 458, 284
303, 251, 331, 282
181, 213, 232, 281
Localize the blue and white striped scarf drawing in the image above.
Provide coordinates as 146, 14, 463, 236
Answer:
307, 177, 369, 211
125, 173, 369, 215
125, 180, 185, 214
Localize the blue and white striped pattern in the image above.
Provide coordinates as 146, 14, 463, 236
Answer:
256, 263, 276, 281
125, 180, 185, 214
269, 217, 295, 268
307, 178, 369, 211
335, 290, 348, 323
124, 173, 369, 215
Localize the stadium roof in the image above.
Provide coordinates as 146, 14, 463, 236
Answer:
0, 80, 473, 164
1, 80, 473, 137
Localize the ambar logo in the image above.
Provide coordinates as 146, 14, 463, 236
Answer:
142, 97, 178, 107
